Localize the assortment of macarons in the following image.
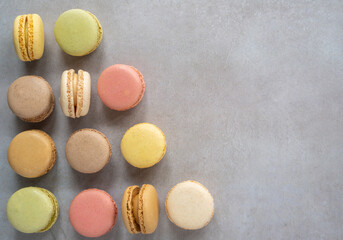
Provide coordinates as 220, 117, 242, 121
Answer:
6, 8, 215, 237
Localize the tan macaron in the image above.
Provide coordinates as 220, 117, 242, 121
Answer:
7, 76, 54, 122
122, 184, 159, 234
59, 69, 91, 118
8, 130, 56, 178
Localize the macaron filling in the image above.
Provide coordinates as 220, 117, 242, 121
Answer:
131, 188, 141, 231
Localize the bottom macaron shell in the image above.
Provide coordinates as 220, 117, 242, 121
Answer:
69, 189, 117, 237
165, 180, 214, 230
122, 185, 141, 234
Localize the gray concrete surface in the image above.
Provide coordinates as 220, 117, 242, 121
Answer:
0, 0, 342, 239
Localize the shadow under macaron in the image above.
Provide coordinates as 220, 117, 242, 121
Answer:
68, 160, 116, 191
58, 42, 104, 74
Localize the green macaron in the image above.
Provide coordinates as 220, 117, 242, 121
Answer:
7, 187, 59, 233
54, 9, 103, 56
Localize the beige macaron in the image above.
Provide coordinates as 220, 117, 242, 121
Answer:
65, 129, 111, 173
122, 184, 159, 234
165, 180, 214, 230
7, 76, 54, 122
59, 69, 91, 118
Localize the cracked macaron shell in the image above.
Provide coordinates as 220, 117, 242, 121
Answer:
7, 187, 59, 233
8, 130, 56, 178
13, 14, 44, 61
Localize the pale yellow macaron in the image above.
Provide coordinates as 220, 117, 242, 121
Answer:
59, 69, 91, 118
121, 123, 166, 168
13, 14, 44, 61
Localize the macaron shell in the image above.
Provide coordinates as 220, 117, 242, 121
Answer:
28, 14, 44, 60
76, 70, 91, 117
13, 15, 29, 61
54, 9, 102, 56
8, 130, 56, 178
165, 180, 214, 230
8, 75, 54, 122
37, 188, 59, 232
121, 123, 166, 168
121, 185, 141, 234
69, 189, 117, 237
84, 11, 103, 54
139, 184, 159, 234
7, 187, 58, 233
65, 129, 111, 173
60, 69, 75, 118
97, 64, 145, 111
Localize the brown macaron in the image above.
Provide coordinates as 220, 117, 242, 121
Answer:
122, 184, 159, 234
7, 76, 54, 122
65, 129, 111, 174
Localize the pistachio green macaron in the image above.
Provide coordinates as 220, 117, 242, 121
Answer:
54, 9, 103, 56
7, 187, 59, 233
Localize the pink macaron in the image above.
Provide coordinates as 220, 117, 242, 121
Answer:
69, 189, 117, 237
97, 64, 145, 111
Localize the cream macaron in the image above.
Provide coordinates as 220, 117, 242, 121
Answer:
59, 69, 91, 118
165, 180, 214, 230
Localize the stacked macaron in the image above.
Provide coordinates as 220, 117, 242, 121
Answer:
6, 7, 215, 237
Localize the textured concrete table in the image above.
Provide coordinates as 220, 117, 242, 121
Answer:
0, 1, 342, 239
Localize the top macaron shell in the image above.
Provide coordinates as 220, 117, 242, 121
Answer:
97, 64, 145, 111
7, 75, 55, 122
54, 9, 103, 56
69, 189, 117, 237
121, 123, 166, 168
65, 129, 111, 173
8, 130, 56, 178
165, 180, 214, 230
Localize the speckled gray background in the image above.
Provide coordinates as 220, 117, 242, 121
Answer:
0, 0, 342, 239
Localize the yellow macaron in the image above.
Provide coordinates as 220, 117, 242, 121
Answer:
121, 123, 166, 168
13, 14, 44, 61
